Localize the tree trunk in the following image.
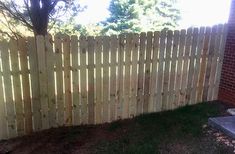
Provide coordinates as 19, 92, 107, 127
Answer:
30, 0, 50, 36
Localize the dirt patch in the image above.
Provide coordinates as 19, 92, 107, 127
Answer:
0, 120, 131, 154
0, 101, 234, 154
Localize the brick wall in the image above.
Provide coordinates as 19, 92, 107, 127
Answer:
218, 0, 235, 105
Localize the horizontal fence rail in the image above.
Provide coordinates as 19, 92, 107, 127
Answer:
0, 24, 228, 139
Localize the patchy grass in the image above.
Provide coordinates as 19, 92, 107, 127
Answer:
94, 102, 232, 154
0, 101, 233, 154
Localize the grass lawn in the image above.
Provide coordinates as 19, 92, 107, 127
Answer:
0, 101, 234, 154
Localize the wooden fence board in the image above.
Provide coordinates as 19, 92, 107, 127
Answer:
102, 36, 110, 122
63, 35, 72, 126
36, 36, 49, 129
28, 37, 42, 131
45, 35, 56, 128
203, 26, 217, 101
110, 35, 118, 121
162, 30, 173, 110
149, 31, 160, 112
197, 27, 211, 102
191, 27, 205, 104
130, 34, 139, 116
169, 30, 179, 109
208, 25, 223, 100
186, 28, 199, 105
1, 40, 17, 138
117, 34, 125, 118
123, 34, 132, 118
9, 39, 24, 136
88, 36, 95, 124
79, 36, 88, 124
143, 32, 152, 113
0, 41, 8, 139
180, 28, 193, 106
54, 34, 64, 126
156, 30, 166, 111
19, 38, 33, 133
71, 35, 80, 125
0, 25, 228, 140
174, 29, 186, 107
95, 36, 102, 124
137, 32, 146, 115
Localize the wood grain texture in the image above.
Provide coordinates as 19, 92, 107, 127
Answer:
54, 34, 64, 126
1, 40, 17, 138
143, 32, 152, 113
71, 36, 80, 125
28, 37, 42, 131
136, 32, 146, 115
87, 36, 95, 124
19, 38, 33, 133
0, 26, 227, 140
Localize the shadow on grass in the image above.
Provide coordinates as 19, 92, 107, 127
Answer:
94, 102, 229, 154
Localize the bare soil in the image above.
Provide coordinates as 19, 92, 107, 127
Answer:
0, 101, 234, 154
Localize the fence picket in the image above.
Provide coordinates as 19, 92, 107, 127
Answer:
130, 34, 139, 116
95, 36, 102, 123
191, 27, 205, 104
162, 31, 173, 110
208, 25, 223, 100
45, 35, 56, 128
0, 25, 228, 140
197, 27, 211, 102
1, 40, 17, 138
137, 32, 146, 115
103, 36, 110, 122
88, 36, 95, 124
63, 35, 72, 126
174, 29, 186, 107
186, 28, 199, 105
9, 39, 24, 136
19, 38, 33, 133
36, 36, 49, 129
169, 30, 179, 109
149, 31, 160, 112
28, 37, 42, 131
123, 34, 132, 118
143, 32, 152, 113
156, 30, 166, 111
79, 36, 88, 124
71, 36, 80, 125
0, 41, 8, 139
203, 26, 217, 101
54, 34, 64, 126
117, 34, 125, 118
110, 35, 118, 121
180, 28, 193, 106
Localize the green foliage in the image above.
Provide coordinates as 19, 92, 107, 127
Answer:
0, 0, 181, 38
0, 0, 85, 38
101, 0, 181, 35
51, 20, 103, 36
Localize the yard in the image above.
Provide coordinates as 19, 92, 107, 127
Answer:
0, 101, 234, 154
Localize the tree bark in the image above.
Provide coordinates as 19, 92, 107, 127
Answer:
30, 0, 50, 35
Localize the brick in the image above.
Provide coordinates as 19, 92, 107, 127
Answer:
218, 0, 235, 105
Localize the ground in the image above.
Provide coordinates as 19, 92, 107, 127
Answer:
0, 101, 235, 154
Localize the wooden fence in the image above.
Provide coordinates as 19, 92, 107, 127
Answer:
0, 24, 227, 139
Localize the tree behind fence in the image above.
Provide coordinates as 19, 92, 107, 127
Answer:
0, 24, 227, 139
